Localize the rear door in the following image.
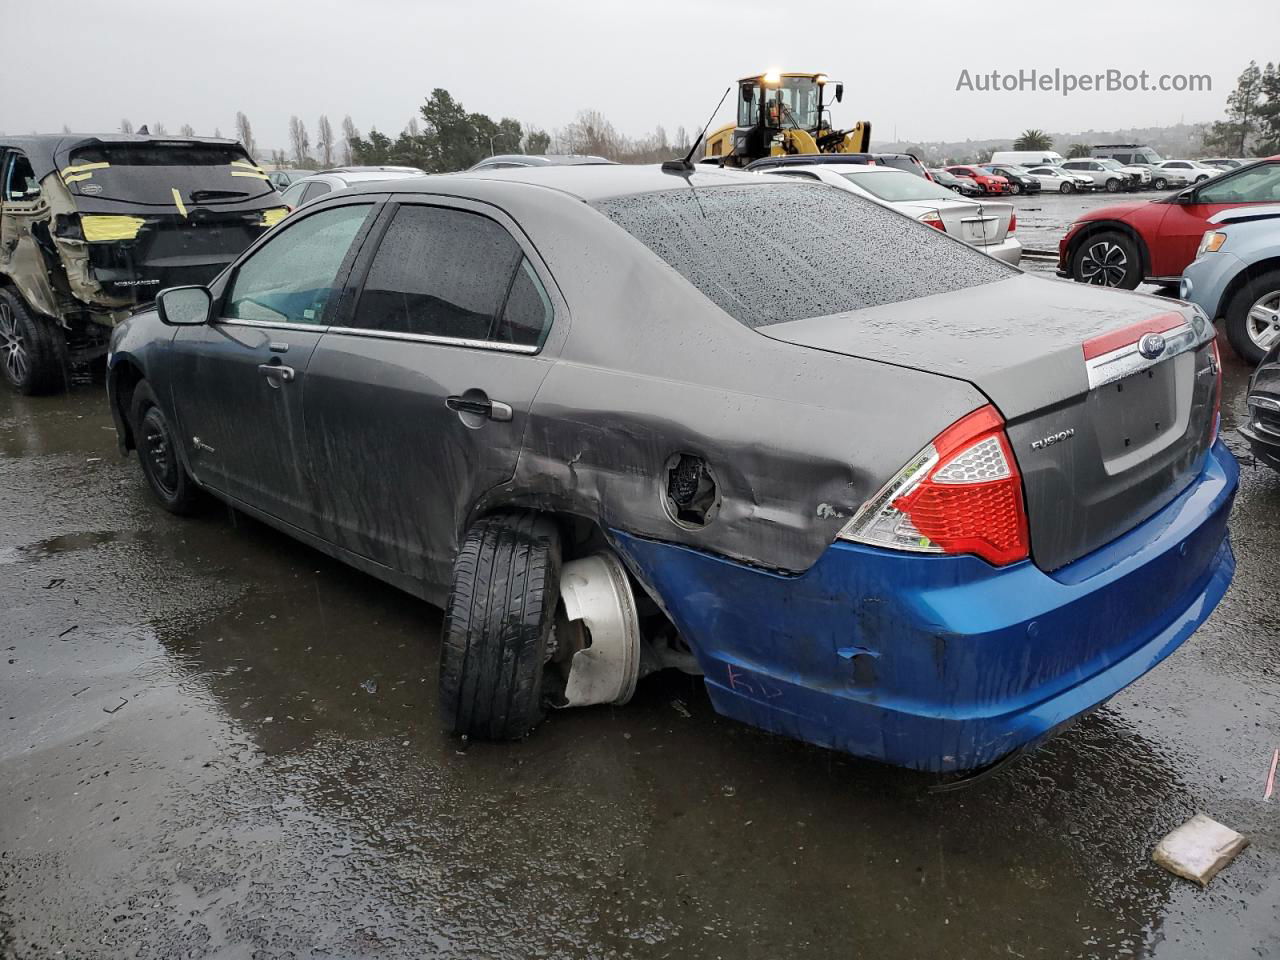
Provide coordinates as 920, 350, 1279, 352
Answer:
302, 198, 559, 590
170, 200, 377, 530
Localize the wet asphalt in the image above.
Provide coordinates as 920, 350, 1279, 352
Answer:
2, 282, 1279, 958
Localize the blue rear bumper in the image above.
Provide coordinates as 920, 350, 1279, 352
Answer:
610, 442, 1238, 773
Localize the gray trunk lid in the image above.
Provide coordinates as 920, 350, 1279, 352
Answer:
760, 275, 1219, 570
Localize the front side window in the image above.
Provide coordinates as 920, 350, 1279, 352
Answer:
2, 153, 40, 203
1198, 163, 1280, 204
354, 205, 553, 347
224, 203, 371, 326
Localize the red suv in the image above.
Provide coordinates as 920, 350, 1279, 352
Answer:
944, 164, 1009, 195
1060, 156, 1280, 289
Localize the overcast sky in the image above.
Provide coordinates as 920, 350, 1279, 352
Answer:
6, 0, 1276, 150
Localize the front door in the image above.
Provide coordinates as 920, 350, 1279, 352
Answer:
169, 201, 376, 531
1153, 161, 1280, 276
302, 200, 559, 592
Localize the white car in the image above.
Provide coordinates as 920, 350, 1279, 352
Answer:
1157, 159, 1221, 184
758, 163, 1021, 265
1025, 165, 1094, 194
1060, 158, 1146, 192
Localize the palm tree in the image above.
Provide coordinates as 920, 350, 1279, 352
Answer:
1014, 129, 1053, 150
1066, 142, 1091, 159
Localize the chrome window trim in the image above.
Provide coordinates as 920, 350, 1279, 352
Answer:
214, 317, 328, 332
324, 325, 541, 354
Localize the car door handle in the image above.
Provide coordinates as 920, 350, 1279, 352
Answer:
258, 362, 295, 386
446, 395, 513, 422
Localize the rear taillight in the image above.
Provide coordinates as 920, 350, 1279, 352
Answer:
1209, 338, 1222, 444
838, 405, 1030, 566
918, 210, 947, 232
1008, 211, 1017, 233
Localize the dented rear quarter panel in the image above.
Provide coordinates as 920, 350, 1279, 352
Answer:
441, 179, 990, 573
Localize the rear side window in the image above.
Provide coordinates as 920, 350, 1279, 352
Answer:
301, 181, 332, 203
354, 205, 553, 347
595, 183, 1012, 329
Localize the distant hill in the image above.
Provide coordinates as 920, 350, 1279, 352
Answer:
872, 122, 1214, 165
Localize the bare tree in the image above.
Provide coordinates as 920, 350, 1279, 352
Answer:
560, 110, 620, 158
270, 149, 288, 168
316, 115, 335, 167
213, 127, 223, 139
61, 124, 71, 134
406, 116, 421, 138
235, 112, 256, 159
341, 115, 358, 166
120, 119, 134, 134
288, 116, 310, 166
180, 123, 195, 137
153, 122, 168, 136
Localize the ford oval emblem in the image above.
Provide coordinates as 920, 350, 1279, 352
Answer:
1138, 332, 1166, 360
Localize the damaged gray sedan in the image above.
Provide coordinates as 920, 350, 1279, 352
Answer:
106, 166, 1235, 774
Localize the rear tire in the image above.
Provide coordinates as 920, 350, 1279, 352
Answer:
1105, 178, 1122, 193
440, 512, 562, 740
1071, 231, 1142, 289
130, 380, 202, 514
1225, 268, 1280, 366
0, 289, 67, 395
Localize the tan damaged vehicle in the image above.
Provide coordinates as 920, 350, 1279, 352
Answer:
0, 135, 287, 393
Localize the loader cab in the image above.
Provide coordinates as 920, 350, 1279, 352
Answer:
726, 72, 843, 165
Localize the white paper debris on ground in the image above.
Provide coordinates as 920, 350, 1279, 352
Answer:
1152, 814, 1249, 887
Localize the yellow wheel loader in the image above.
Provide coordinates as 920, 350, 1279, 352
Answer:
702, 71, 871, 167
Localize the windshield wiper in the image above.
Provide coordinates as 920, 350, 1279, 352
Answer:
188, 189, 251, 202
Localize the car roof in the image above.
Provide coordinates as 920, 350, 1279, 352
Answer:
745, 153, 919, 171
341, 163, 778, 202
472, 154, 614, 167
768, 163, 905, 176
0, 133, 245, 181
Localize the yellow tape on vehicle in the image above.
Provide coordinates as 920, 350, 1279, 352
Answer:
60, 161, 110, 181
80, 215, 146, 242
259, 207, 289, 228
230, 160, 266, 172
230, 171, 270, 180
171, 188, 188, 217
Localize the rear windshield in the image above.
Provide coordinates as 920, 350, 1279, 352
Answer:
64, 143, 276, 207
842, 171, 957, 202
875, 156, 925, 177
595, 183, 1012, 328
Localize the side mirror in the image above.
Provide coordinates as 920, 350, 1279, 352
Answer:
834, 83, 844, 103
156, 285, 211, 326
741, 83, 755, 103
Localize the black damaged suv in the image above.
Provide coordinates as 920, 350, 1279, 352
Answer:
0, 134, 287, 394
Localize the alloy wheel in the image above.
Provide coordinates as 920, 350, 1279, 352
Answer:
0, 300, 29, 386
1246, 292, 1280, 352
1078, 241, 1129, 286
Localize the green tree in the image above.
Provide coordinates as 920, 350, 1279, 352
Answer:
1014, 129, 1053, 150
1066, 142, 1091, 159
1255, 62, 1280, 155
524, 127, 551, 154
1203, 61, 1265, 155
